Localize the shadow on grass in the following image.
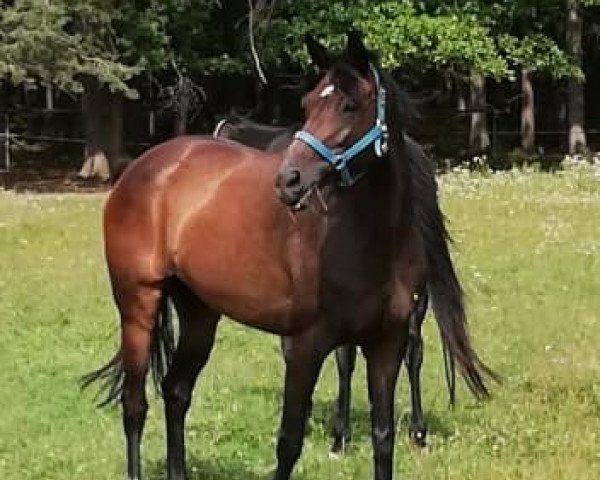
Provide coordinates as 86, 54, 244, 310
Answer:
311, 398, 455, 445
237, 383, 455, 448
143, 385, 455, 480
145, 456, 310, 480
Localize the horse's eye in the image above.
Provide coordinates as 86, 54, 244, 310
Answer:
342, 101, 357, 113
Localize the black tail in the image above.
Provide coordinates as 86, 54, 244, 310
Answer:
427, 243, 498, 399
441, 338, 456, 406
150, 294, 177, 395
402, 134, 498, 400
80, 293, 177, 406
80, 349, 124, 407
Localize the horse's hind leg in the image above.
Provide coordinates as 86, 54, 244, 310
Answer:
162, 279, 219, 480
407, 292, 428, 447
332, 344, 357, 454
118, 283, 163, 480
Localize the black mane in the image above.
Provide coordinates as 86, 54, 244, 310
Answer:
214, 115, 298, 152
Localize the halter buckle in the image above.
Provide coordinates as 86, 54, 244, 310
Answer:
380, 122, 389, 155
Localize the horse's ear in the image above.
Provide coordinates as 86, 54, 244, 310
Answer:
346, 29, 369, 76
305, 34, 331, 70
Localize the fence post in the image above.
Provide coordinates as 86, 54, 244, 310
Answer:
492, 108, 498, 162
3, 113, 10, 172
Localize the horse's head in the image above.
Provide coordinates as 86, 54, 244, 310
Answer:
275, 31, 388, 209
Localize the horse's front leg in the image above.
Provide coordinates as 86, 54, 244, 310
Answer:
274, 329, 331, 480
363, 325, 408, 480
332, 344, 357, 453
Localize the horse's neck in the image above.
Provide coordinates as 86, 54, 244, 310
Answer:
321, 163, 398, 276
338, 159, 398, 230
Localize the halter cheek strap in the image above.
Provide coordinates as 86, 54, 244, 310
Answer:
293, 65, 388, 187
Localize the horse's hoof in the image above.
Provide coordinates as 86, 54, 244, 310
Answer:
409, 428, 427, 448
259, 465, 277, 480
331, 435, 350, 455
328, 450, 342, 460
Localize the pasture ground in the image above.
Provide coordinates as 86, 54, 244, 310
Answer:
0, 166, 599, 480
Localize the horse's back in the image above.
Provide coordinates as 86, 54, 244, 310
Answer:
105, 136, 273, 265
116, 136, 266, 187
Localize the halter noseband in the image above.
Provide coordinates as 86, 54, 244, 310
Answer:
293, 65, 388, 187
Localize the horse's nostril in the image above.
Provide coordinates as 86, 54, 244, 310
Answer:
284, 168, 301, 187
276, 169, 300, 189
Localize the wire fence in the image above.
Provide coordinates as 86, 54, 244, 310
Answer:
0, 108, 155, 172
1, 106, 599, 172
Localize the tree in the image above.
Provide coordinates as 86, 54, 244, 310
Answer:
520, 67, 535, 154
428, 1, 581, 155
566, 0, 600, 153
0, 0, 224, 179
469, 71, 490, 154
0, 1, 140, 178
262, 1, 509, 76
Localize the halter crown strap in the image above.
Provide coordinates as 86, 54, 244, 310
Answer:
293, 64, 388, 187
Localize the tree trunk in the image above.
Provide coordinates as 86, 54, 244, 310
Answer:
41, 85, 54, 137
79, 78, 127, 180
148, 110, 156, 138
45, 85, 53, 110
173, 95, 189, 136
566, 0, 587, 154
456, 82, 467, 113
469, 71, 490, 153
520, 67, 536, 155
454, 71, 467, 112
173, 73, 190, 136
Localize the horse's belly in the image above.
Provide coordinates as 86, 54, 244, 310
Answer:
170, 206, 319, 335
176, 249, 298, 333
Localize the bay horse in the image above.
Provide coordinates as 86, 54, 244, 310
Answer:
213, 115, 457, 449
84, 31, 494, 480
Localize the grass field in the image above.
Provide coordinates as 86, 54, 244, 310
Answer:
1, 166, 599, 480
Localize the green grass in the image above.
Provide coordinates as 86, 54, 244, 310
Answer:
1, 166, 599, 479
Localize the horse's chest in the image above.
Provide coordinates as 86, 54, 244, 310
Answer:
318, 254, 389, 326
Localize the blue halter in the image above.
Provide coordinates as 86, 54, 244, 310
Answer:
293, 64, 388, 187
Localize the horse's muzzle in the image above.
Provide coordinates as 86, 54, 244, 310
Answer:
275, 168, 306, 208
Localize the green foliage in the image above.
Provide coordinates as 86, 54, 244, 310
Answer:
421, 0, 589, 77
131, 0, 247, 75
357, 2, 509, 77
0, 0, 596, 96
261, 0, 589, 80
419, 0, 588, 78
0, 0, 232, 96
0, 0, 141, 96
499, 33, 581, 78
262, 1, 509, 77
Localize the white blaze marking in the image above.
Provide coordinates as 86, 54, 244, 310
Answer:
319, 84, 335, 98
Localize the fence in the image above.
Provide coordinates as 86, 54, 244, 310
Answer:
0, 108, 154, 172
420, 105, 600, 164
1, 106, 599, 172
